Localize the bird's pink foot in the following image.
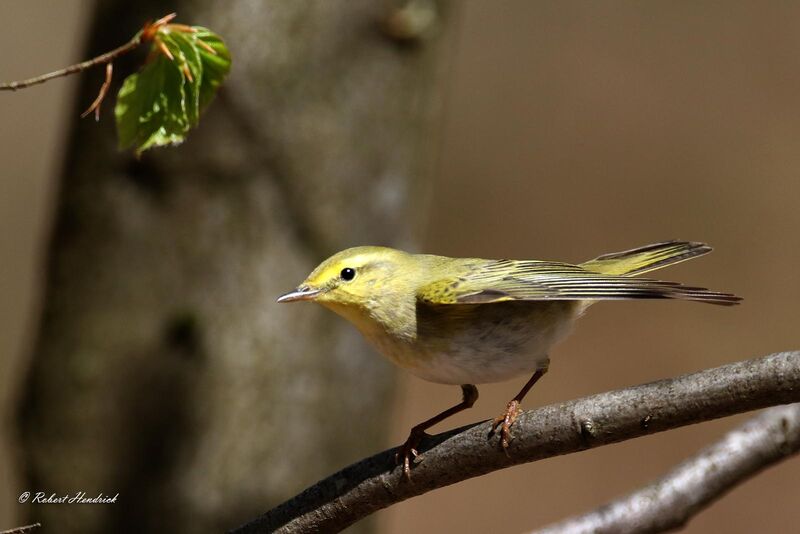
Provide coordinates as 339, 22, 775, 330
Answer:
491, 399, 521, 452
395, 428, 427, 480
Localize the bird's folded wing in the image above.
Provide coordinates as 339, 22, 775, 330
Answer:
416, 260, 740, 306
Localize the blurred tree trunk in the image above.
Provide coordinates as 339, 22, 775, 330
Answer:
16, 1, 449, 532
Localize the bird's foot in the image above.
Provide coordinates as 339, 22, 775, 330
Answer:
490, 399, 521, 453
395, 428, 427, 480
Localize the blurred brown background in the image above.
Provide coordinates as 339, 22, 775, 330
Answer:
2, 1, 799, 532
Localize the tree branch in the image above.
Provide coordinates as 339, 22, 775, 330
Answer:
534, 403, 800, 534
231, 351, 800, 533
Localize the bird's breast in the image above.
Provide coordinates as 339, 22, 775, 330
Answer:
365, 300, 582, 385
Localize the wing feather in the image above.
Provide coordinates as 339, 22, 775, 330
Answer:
417, 260, 740, 306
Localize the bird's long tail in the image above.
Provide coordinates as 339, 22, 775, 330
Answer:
580, 241, 741, 306
581, 240, 712, 276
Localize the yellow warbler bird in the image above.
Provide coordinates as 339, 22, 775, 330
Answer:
277, 241, 740, 477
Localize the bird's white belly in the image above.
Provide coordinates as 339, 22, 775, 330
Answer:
405, 322, 569, 384
407, 346, 551, 384
377, 300, 583, 385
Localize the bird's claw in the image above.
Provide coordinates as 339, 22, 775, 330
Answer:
395, 429, 426, 480
490, 399, 521, 453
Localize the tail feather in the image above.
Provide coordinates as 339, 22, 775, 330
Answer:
580, 241, 742, 306
581, 240, 712, 277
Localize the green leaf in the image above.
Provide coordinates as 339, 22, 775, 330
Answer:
115, 53, 189, 154
194, 28, 232, 112
161, 30, 202, 127
114, 25, 231, 154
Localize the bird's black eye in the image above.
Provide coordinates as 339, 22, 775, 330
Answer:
340, 267, 356, 281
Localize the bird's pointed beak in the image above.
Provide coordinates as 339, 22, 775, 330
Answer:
276, 285, 321, 303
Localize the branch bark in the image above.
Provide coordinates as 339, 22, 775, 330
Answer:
534, 403, 800, 534
231, 350, 800, 533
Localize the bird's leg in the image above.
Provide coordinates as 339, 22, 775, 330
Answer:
491, 367, 547, 451
396, 383, 478, 479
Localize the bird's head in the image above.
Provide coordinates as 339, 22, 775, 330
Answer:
277, 246, 415, 322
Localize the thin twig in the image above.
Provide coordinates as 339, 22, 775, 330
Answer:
0, 523, 41, 534
534, 404, 800, 534
81, 62, 114, 120
0, 34, 141, 91
230, 351, 800, 533
0, 12, 180, 92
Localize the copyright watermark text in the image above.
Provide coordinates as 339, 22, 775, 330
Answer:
18, 491, 118, 504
